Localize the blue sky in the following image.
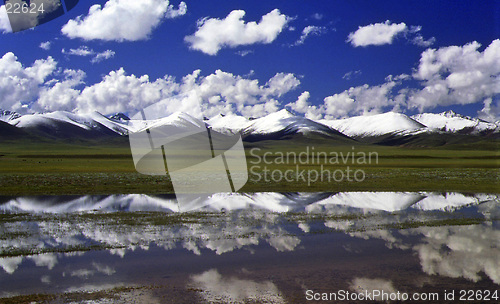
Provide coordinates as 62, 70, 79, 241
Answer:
0, 0, 499, 121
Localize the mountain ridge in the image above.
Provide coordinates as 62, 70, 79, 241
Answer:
1, 109, 498, 146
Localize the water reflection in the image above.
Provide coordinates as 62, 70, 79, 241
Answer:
0, 191, 496, 213
0, 192, 499, 301
189, 269, 286, 304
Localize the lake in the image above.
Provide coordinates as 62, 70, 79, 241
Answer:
0, 192, 499, 303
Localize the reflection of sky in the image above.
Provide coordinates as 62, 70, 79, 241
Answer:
350, 221, 500, 284
0, 192, 498, 300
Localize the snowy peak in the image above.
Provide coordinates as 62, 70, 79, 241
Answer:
8, 111, 131, 137
319, 112, 426, 137
129, 111, 206, 134
0, 110, 22, 122
241, 109, 340, 137
412, 111, 498, 134
206, 114, 250, 134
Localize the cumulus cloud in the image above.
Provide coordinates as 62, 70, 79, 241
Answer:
34, 69, 86, 112
322, 79, 400, 118
0, 52, 300, 117
347, 20, 434, 48
347, 20, 407, 47
61, 0, 187, 41
412, 35, 436, 47
286, 91, 311, 113
39, 41, 52, 50
315, 40, 499, 119
409, 40, 500, 113
294, 25, 327, 46
81, 69, 298, 117
62, 46, 115, 63
185, 9, 290, 55
477, 98, 499, 122
0, 52, 57, 112
91, 50, 116, 63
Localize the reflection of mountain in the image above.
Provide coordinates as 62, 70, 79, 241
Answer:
1, 196, 499, 291
1, 192, 496, 213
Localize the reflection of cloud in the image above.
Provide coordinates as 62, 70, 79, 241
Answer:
350, 277, 398, 300
0, 256, 22, 274
41, 275, 51, 284
268, 235, 301, 252
414, 224, 500, 284
69, 262, 115, 279
189, 269, 286, 304
351, 223, 500, 284
28, 253, 58, 270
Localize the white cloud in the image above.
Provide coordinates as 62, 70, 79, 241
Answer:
62, 46, 115, 63
185, 9, 290, 55
0, 5, 12, 33
311, 13, 323, 20
412, 35, 436, 47
477, 98, 499, 122
286, 91, 310, 113
409, 39, 500, 111
62, 46, 94, 56
0, 52, 57, 112
342, 70, 362, 80
348, 20, 435, 48
91, 50, 116, 63
315, 40, 499, 118
39, 41, 52, 50
20, 64, 299, 117
348, 20, 407, 47
61, 0, 187, 41
294, 25, 327, 46
236, 50, 253, 57
322, 80, 399, 118
34, 69, 86, 112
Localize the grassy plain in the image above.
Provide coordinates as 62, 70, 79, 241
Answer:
0, 139, 498, 195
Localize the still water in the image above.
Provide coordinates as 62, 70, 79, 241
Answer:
0, 192, 499, 303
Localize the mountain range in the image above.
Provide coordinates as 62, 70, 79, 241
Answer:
1, 109, 499, 147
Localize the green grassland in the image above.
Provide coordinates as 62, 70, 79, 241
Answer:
0, 138, 498, 195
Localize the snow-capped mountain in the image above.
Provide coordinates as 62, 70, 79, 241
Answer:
0, 110, 21, 122
240, 109, 351, 141
206, 114, 250, 134
412, 111, 499, 134
319, 112, 427, 137
1, 109, 498, 144
129, 111, 207, 134
8, 111, 130, 138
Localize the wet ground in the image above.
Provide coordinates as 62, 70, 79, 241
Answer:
0, 192, 499, 303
